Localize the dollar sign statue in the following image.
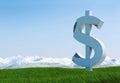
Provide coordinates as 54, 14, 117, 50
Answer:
72, 10, 106, 71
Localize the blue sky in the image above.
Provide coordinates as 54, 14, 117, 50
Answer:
0, 0, 120, 58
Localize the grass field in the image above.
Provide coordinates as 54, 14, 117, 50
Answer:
0, 66, 120, 83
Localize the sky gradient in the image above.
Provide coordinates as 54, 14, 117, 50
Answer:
0, 0, 120, 59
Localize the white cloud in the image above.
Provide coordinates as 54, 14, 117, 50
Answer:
0, 55, 119, 69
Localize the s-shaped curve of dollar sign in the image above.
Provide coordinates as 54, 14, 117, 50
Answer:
72, 10, 106, 71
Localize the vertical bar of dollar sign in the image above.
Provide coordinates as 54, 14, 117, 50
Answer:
85, 11, 92, 71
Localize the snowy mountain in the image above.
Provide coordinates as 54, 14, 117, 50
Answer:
0, 56, 120, 69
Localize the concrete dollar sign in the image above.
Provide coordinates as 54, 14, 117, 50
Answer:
72, 10, 106, 71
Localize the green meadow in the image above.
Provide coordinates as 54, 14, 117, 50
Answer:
0, 66, 120, 83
